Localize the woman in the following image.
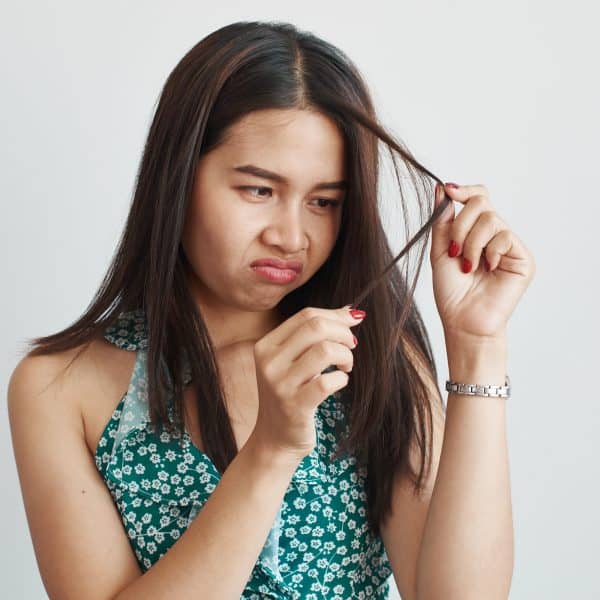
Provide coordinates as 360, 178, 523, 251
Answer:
8, 20, 535, 599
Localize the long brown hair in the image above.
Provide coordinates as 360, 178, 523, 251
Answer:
24, 20, 451, 538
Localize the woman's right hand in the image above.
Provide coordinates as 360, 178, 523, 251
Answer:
251, 305, 366, 461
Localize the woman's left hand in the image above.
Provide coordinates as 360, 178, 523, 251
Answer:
430, 182, 536, 342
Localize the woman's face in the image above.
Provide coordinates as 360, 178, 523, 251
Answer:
181, 108, 347, 315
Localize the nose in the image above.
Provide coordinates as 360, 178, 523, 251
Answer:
262, 201, 307, 253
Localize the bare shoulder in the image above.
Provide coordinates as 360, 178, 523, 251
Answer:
8, 341, 95, 424
8, 337, 137, 456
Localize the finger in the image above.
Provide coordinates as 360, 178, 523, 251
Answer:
484, 229, 533, 276
446, 195, 494, 259
430, 182, 456, 259
460, 211, 506, 273
256, 305, 363, 352
268, 316, 357, 380
305, 368, 350, 404
444, 182, 490, 205
293, 340, 355, 387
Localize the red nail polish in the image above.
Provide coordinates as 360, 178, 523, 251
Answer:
448, 240, 460, 257
350, 309, 366, 320
484, 257, 490, 271
445, 182, 460, 189
352, 335, 358, 346
462, 258, 472, 273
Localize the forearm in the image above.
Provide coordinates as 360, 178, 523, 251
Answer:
416, 333, 514, 599
114, 434, 301, 600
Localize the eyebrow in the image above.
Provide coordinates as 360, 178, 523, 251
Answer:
232, 164, 348, 192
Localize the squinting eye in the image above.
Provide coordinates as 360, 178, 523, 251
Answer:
241, 186, 272, 198
240, 186, 341, 210
313, 198, 342, 209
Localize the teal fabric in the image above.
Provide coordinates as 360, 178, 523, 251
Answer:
95, 309, 393, 599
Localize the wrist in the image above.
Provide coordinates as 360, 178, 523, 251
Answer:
244, 432, 306, 473
444, 330, 507, 386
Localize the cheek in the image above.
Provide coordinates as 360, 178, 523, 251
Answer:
194, 189, 255, 234
320, 213, 342, 246
182, 202, 248, 264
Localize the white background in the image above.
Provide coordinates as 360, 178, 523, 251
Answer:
2, 1, 598, 598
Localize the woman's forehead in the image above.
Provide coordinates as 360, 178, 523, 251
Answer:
214, 110, 346, 179
225, 109, 343, 150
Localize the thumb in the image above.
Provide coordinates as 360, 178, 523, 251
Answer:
431, 182, 455, 258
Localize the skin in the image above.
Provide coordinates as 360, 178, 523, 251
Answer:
180, 107, 348, 355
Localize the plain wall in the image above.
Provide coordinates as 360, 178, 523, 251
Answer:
2, 1, 598, 598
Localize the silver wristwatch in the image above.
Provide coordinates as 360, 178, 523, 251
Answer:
445, 374, 511, 398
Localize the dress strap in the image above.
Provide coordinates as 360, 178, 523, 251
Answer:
103, 308, 192, 386
103, 308, 148, 351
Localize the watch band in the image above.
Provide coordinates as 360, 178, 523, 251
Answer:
445, 374, 511, 398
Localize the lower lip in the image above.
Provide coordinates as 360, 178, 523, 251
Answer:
251, 265, 300, 283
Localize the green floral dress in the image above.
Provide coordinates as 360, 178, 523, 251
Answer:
95, 309, 393, 599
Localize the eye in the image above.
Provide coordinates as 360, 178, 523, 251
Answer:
240, 186, 272, 198
239, 186, 342, 210
311, 198, 342, 210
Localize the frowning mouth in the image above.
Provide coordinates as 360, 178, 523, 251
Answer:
250, 258, 303, 272
251, 264, 300, 284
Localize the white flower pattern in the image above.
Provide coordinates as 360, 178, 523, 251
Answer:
95, 309, 393, 599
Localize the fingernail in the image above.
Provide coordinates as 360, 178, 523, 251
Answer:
462, 258, 472, 273
350, 309, 366, 320
448, 240, 460, 257
353, 335, 358, 347
445, 182, 460, 189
